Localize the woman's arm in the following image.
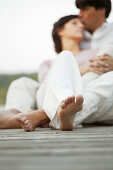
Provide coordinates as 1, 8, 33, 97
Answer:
38, 60, 52, 83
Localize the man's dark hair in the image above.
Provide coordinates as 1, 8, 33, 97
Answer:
76, 0, 111, 18
52, 15, 78, 53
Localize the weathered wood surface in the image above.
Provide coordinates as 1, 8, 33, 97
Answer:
0, 126, 113, 170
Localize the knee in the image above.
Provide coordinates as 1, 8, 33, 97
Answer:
56, 50, 75, 64
9, 77, 30, 89
9, 77, 39, 93
59, 50, 73, 59
59, 50, 73, 56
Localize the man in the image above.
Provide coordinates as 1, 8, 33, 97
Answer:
76, 0, 113, 73
76, 0, 113, 47
70, 0, 113, 126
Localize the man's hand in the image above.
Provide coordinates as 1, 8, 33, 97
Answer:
79, 62, 102, 75
89, 54, 113, 74
80, 54, 113, 75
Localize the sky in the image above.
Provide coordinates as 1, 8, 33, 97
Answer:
0, 0, 113, 74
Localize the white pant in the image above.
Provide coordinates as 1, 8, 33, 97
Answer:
5, 77, 39, 112
5, 51, 113, 128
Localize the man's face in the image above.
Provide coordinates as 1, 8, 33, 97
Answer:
79, 6, 105, 32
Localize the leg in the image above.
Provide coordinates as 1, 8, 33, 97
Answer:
74, 71, 113, 126
5, 77, 39, 112
0, 77, 39, 129
0, 109, 21, 129
0, 108, 50, 130
74, 44, 113, 125
36, 51, 84, 130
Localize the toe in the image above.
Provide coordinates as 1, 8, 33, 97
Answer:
69, 97, 73, 103
21, 117, 26, 123
76, 95, 84, 105
68, 96, 75, 103
15, 113, 24, 122
69, 99, 72, 103
26, 124, 31, 131
64, 100, 67, 106
66, 99, 70, 104
15, 116, 21, 122
65, 99, 69, 105
61, 102, 66, 109
24, 124, 31, 132
72, 96, 75, 102
24, 120, 29, 125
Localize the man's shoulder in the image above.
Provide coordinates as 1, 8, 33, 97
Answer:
102, 22, 113, 35
80, 22, 113, 50
94, 22, 113, 37
105, 22, 113, 28
109, 22, 113, 25
101, 22, 113, 31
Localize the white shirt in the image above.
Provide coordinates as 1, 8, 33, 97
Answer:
81, 22, 113, 49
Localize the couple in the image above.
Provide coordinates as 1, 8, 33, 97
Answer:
0, 0, 113, 131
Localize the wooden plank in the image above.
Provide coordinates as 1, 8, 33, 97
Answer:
0, 126, 113, 170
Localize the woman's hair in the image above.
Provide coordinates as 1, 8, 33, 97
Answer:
76, 0, 111, 18
52, 15, 79, 54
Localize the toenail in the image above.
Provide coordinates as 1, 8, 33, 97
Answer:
26, 123, 31, 128
27, 125, 30, 129
25, 120, 29, 123
21, 117, 26, 121
16, 116, 21, 122
28, 123, 30, 126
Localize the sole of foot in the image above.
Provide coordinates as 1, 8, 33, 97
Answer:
57, 95, 83, 131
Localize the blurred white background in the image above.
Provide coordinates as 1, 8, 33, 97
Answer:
0, 0, 113, 74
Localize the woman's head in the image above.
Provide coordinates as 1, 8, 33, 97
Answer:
52, 15, 84, 53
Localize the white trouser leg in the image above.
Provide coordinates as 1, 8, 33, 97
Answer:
37, 51, 113, 129
36, 51, 83, 128
74, 71, 113, 126
5, 77, 39, 113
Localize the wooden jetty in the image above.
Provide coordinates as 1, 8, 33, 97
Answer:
0, 125, 113, 170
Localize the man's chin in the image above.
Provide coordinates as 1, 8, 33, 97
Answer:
83, 23, 90, 30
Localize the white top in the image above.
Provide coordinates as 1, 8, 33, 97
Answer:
81, 22, 113, 49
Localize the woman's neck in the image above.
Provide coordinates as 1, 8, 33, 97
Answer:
61, 38, 81, 56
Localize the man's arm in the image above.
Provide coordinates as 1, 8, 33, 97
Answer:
79, 54, 113, 75
89, 54, 113, 73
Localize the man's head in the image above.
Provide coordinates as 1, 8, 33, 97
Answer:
75, 0, 111, 33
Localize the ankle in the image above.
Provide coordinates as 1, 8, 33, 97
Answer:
39, 109, 50, 125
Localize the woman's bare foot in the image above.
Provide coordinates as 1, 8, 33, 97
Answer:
57, 95, 84, 131
16, 109, 50, 132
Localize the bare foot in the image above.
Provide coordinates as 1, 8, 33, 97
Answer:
0, 109, 21, 129
16, 109, 50, 132
57, 95, 84, 131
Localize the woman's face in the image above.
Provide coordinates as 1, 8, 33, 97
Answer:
59, 18, 84, 42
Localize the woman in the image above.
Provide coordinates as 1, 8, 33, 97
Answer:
0, 15, 113, 131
